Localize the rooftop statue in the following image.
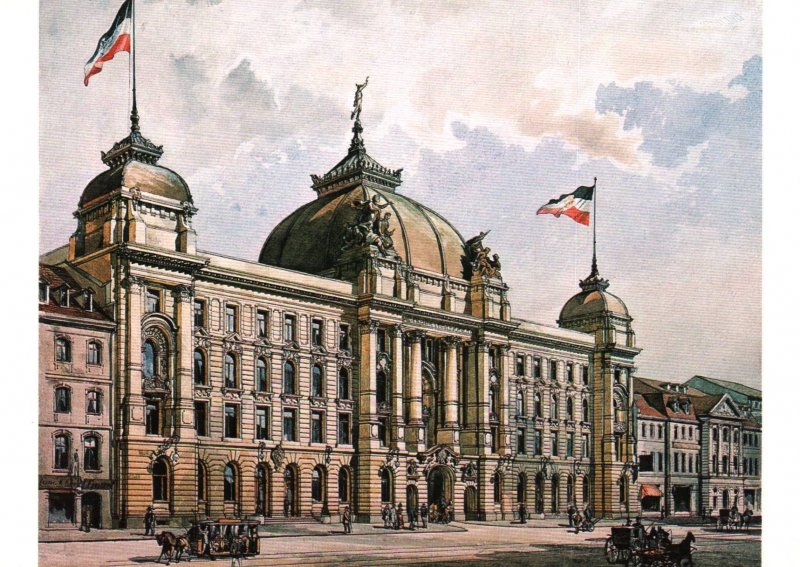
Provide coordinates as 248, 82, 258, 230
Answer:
351, 76, 369, 123
465, 231, 502, 279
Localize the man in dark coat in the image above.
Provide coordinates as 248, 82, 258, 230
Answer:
342, 506, 353, 534
420, 503, 428, 528
568, 503, 576, 527
144, 506, 155, 536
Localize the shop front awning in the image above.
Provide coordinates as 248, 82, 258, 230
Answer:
641, 484, 662, 498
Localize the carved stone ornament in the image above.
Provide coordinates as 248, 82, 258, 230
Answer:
271, 444, 285, 470
464, 231, 502, 279
193, 385, 211, 399
223, 333, 244, 354
172, 284, 194, 302
124, 274, 145, 290
194, 331, 210, 350
407, 459, 419, 477
221, 387, 244, 400
385, 448, 400, 471
253, 339, 273, 355
335, 398, 354, 410
461, 461, 478, 482
421, 445, 460, 474
341, 194, 399, 258
282, 348, 299, 362
358, 319, 380, 335
404, 329, 426, 344
280, 393, 300, 406
310, 396, 327, 408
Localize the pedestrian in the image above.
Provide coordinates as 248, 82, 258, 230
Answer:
389, 503, 398, 530
408, 505, 416, 530
342, 506, 352, 534
397, 504, 405, 530
660, 505, 666, 520
420, 503, 428, 528
229, 536, 243, 567
519, 502, 527, 524
568, 502, 576, 527
144, 506, 155, 536
382, 504, 389, 528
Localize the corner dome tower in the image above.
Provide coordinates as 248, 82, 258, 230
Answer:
259, 98, 467, 279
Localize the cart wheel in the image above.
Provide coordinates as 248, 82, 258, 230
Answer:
606, 548, 619, 564
587, 523, 595, 532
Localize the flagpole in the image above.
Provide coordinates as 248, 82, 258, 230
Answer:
131, 0, 139, 132
592, 177, 597, 276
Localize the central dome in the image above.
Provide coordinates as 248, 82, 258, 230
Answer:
259, 184, 467, 278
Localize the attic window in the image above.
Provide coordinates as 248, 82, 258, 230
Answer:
58, 286, 70, 307
39, 281, 49, 303
83, 290, 94, 312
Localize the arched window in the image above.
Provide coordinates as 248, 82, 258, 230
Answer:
733, 430, 740, 444
54, 386, 71, 413
551, 476, 560, 512
618, 476, 628, 504
566, 397, 574, 421
516, 391, 525, 416
582, 398, 589, 422
493, 472, 502, 504
489, 387, 497, 416
55, 337, 71, 362
566, 475, 574, 504
224, 353, 237, 388
152, 458, 169, 501
256, 357, 268, 392
338, 368, 350, 400
551, 394, 559, 419
143, 340, 156, 378
224, 463, 237, 502
311, 365, 324, 398
517, 473, 526, 503
54, 434, 70, 469
338, 467, 350, 502
87, 341, 102, 365
380, 469, 392, 503
376, 371, 387, 406
83, 435, 100, 471
283, 361, 296, 394
193, 350, 206, 385
534, 392, 542, 418
311, 466, 325, 502
582, 475, 590, 504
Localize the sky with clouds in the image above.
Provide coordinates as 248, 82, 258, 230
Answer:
39, 0, 762, 388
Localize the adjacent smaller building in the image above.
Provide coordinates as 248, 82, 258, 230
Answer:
39, 264, 115, 529
634, 377, 761, 518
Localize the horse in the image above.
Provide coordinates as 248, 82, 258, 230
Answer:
155, 531, 191, 564
742, 510, 754, 532
666, 531, 696, 567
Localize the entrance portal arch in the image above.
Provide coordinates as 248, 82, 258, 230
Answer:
427, 466, 454, 507
464, 486, 479, 520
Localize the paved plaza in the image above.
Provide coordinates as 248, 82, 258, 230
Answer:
39, 520, 761, 566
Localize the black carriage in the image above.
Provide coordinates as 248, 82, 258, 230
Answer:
188, 518, 261, 559
604, 526, 647, 565
717, 509, 741, 531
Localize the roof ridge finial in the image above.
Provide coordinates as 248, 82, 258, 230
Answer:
349, 76, 369, 154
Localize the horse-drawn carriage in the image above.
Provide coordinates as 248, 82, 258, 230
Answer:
154, 518, 260, 564
188, 519, 261, 559
604, 525, 696, 567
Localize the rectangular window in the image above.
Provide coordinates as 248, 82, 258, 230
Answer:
534, 430, 543, 456
256, 310, 268, 338
256, 406, 269, 440
490, 426, 499, 453
87, 342, 101, 365
516, 354, 526, 376
339, 324, 350, 351
194, 402, 208, 436
712, 454, 718, 473
614, 367, 622, 383
225, 305, 238, 333
145, 289, 160, 313
312, 319, 323, 347
283, 409, 297, 442
582, 365, 589, 384
567, 432, 575, 457
533, 357, 542, 379
658, 452, 663, 472
378, 418, 388, 447
224, 404, 239, 438
754, 458, 758, 476
377, 328, 386, 353
642, 423, 647, 438
681, 452, 686, 473
582, 433, 590, 458
86, 391, 100, 415
658, 425, 663, 439
311, 411, 324, 444
517, 428, 526, 454
689, 454, 694, 473
283, 315, 296, 342
39, 282, 49, 303
551, 432, 558, 456
55, 388, 71, 413
146, 400, 160, 435
83, 437, 99, 471
689, 427, 694, 440
566, 362, 574, 382
549, 360, 558, 381
194, 300, 205, 328
639, 454, 654, 472
674, 453, 679, 472
338, 413, 351, 445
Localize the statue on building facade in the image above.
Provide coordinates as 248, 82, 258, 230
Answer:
465, 231, 502, 278
342, 194, 398, 257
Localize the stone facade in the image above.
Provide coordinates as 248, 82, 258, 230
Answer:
40, 102, 647, 529
39, 265, 116, 529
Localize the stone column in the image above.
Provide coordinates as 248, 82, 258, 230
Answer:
438, 337, 461, 446
389, 325, 406, 452
405, 330, 425, 452
357, 319, 380, 449
497, 345, 511, 455
125, 275, 146, 436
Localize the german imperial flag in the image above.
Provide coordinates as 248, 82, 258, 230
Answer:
83, 0, 132, 86
536, 184, 595, 226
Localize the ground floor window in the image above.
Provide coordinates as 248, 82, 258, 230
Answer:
673, 486, 691, 513
48, 492, 75, 524
642, 496, 660, 512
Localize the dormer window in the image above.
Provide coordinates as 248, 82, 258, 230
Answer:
58, 286, 70, 307
39, 281, 49, 304
83, 290, 94, 312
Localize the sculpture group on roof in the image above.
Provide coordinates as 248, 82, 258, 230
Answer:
342, 194, 398, 256
465, 231, 502, 279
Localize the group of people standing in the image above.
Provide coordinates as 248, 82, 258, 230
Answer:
380, 501, 441, 531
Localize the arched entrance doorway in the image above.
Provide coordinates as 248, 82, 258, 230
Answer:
464, 486, 479, 520
535, 473, 545, 514
256, 465, 270, 517
283, 465, 299, 517
82, 492, 102, 528
427, 466, 454, 507
406, 485, 419, 517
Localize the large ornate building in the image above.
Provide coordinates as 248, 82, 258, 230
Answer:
39, 95, 644, 529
